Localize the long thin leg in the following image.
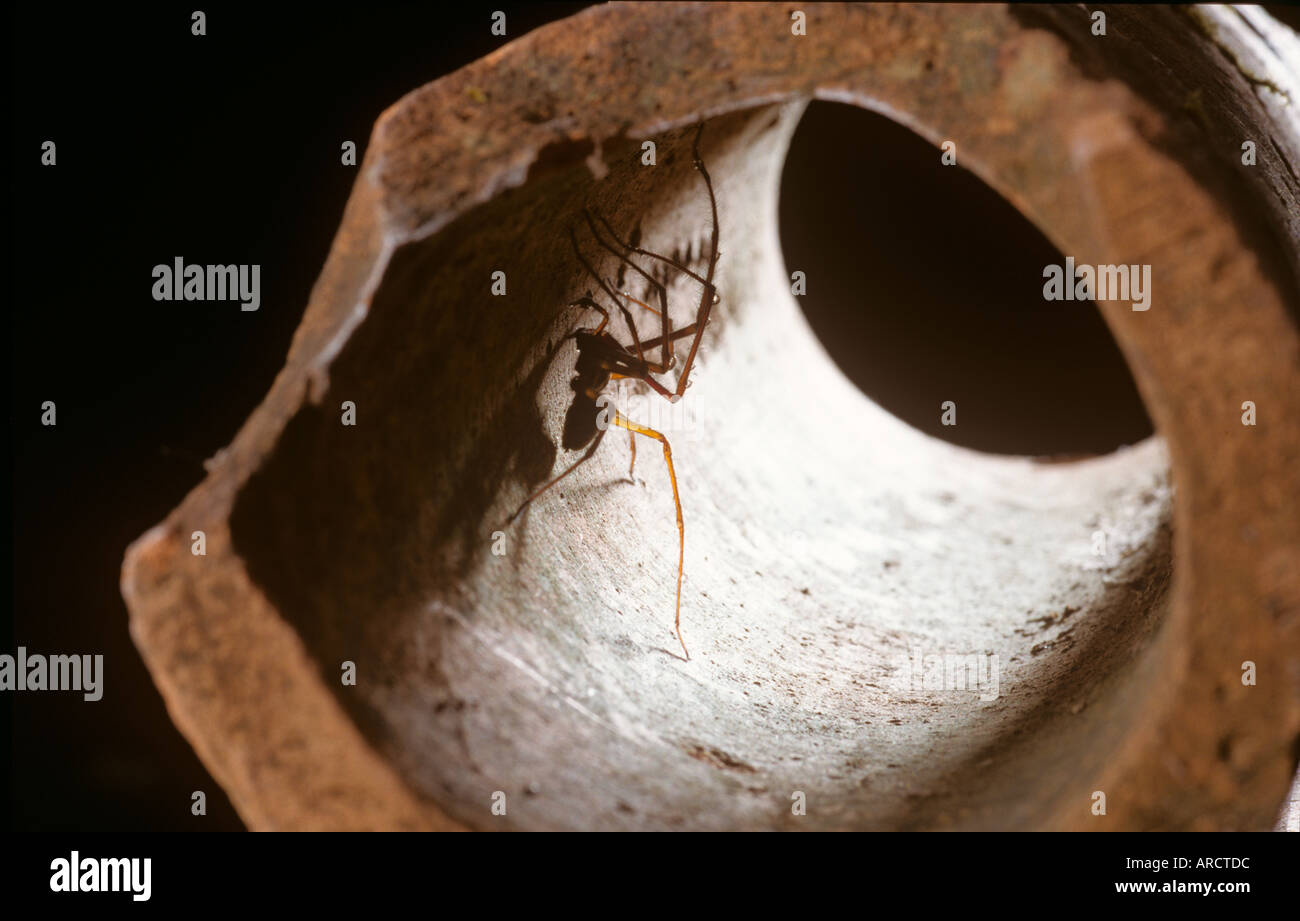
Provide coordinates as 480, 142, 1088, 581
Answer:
673, 122, 721, 400
610, 411, 688, 660
585, 210, 674, 371
507, 428, 608, 524
591, 123, 720, 400
627, 429, 637, 480
593, 209, 713, 289
569, 295, 610, 334
566, 293, 656, 342
619, 290, 660, 317
639, 322, 699, 352
603, 356, 677, 402
667, 124, 719, 399
570, 227, 649, 364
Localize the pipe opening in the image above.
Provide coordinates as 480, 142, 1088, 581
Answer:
779, 101, 1155, 457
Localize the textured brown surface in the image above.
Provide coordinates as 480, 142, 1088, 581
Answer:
122, 3, 1300, 830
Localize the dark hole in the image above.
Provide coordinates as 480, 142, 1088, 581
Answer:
778, 102, 1154, 456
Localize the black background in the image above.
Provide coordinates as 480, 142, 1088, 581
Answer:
7, 3, 1295, 833
8, 2, 588, 832
10, 831, 1291, 906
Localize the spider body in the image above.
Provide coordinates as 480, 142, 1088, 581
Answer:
508, 123, 719, 660
562, 331, 613, 450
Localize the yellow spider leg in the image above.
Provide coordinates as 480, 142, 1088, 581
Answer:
619, 289, 662, 316
610, 411, 687, 660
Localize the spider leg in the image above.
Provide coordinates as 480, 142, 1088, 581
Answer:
570, 227, 649, 364
610, 411, 688, 661
585, 209, 675, 371
589, 123, 720, 400
507, 427, 608, 525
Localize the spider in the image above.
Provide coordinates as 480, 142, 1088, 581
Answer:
508, 122, 720, 660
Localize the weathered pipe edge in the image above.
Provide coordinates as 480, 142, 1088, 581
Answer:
120, 3, 1300, 830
